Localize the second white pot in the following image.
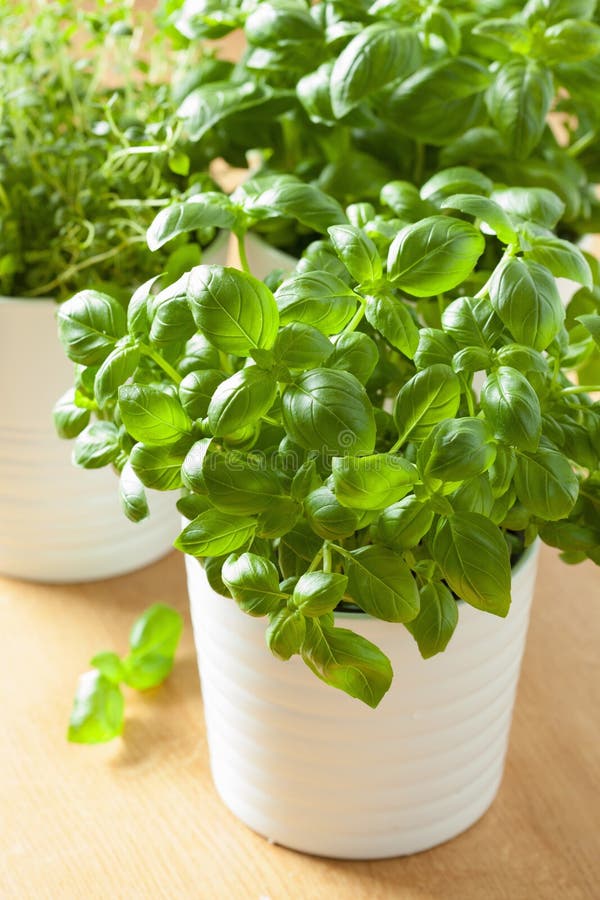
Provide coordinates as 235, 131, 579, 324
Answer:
186, 542, 540, 860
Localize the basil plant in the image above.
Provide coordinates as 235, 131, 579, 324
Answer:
166, 0, 600, 247
56, 177, 600, 708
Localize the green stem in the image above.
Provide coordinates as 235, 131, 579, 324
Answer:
460, 375, 475, 416
236, 232, 250, 274
342, 299, 366, 334
307, 548, 324, 574
561, 384, 600, 395
567, 130, 596, 159
322, 542, 332, 574
140, 345, 182, 385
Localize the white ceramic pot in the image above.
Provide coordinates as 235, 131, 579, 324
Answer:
0, 297, 182, 582
243, 232, 298, 279
186, 542, 539, 859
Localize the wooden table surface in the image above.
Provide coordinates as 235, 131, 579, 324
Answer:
1, 545, 598, 900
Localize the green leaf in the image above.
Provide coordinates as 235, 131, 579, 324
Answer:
380, 181, 432, 221
486, 59, 553, 160
57, 290, 127, 366
440, 194, 517, 244
94, 343, 140, 407
222, 552, 285, 616
292, 572, 348, 617
301, 620, 393, 708
53, 388, 90, 439
327, 224, 382, 283
387, 216, 485, 297
387, 57, 492, 144
174, 510, 257, 558
119, 459, 149, 523
256, 496, 302, 539
344, 544, 419, 622
418, 418, 497, 485
414, 329, 458, 369
241, 177, 347, 234
127, 276, 160, 340
326, 332, 379, 384
148, 276, 196, 346
304, 487, 359, 540
332, 454, 418, 510
472, 17, 532, 54
119, 384, 192, 446
207, 366, 277, 436
488, 257, 564, 351
73, 421, 119, 469
541, 20, 600, 64
130, 439, 188, 491
330, 24, 420, 118
187, 265, 279, 355
525, 236, 593, 289
147, 193, 236, 251
179, 369, 225, 420
90, 652, 126, 685
246, 2, 320, 46
123, 604, 184, 690
177, 81, 291, 142
266, 608, 306, 660
523, 0, 597, 24
577, 314, 600, 348
374, 496, 434, 551
432, 513, 512, 616
441, 296, 504, 349
492, 186, 565, 229
514, 448, 579, 520
405, 582, 458, 659
202, 450, 282, 514
393, 364, 461, 444
282, 369, 376, 456
273, 322, 333, 370
420, 167, 493, 204
275, 270, 358, 334
481, 366, 542, 452
365, 293, 419, 357
68, 671, 124, 744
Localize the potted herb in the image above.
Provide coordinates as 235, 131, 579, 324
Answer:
56, 177, 600, 857
0, 0, 229, 581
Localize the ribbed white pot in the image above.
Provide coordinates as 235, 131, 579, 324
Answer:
186, 542, 539, 860
0, 297, 182, 582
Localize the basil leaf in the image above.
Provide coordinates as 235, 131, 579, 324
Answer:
147, 193, 236, 251
68, 671, 124, 744
57, 290, 126, 366
273, 322, 333, 370
203, 450, 282, 514
127, 276, 160, 340
525, 236, 593, 289
94, 343, 140, 407
207, 366, 277, 436
222, 552, 285, 616
380, 181, 432, 221
119, 385, 192, 446
374, 496, 434, 551
304, 486, 359, 540
541, 20, 600, 64
492, 186, 565, 229
178, 81, 291, 141
187, 265, 279, 355
282, 369, 376, 456
344, 544, 419, 622
441, 296, 504, 349
330, 24, 420, 118
174, 510, 257, 557
440, 194, 517, 244
486, 59, 553, 160
256, 496, 302, 539
393, 364, 461, 444
514, 448, 579, 520
414, 328, 458, 369
405, 582, 458, 659
119, 459, 150, 523
246, 2, 320, 46
332, 454, 418, 510
242, 178, 347, 234
292, 572, 348, 617
365, 293, 419, 357
275, 270, 358, 334
387, 57, 492, 143
123, 604, 184, 690
433, 513, 511, 616
327, 224, 382, 283
89, 652, 126, 685
577, 314, 600, 349
148, 276, 196, 346
418, 418, 496, 484
481, 366, 542, 452
301, 620, 393, 708
488, 257, 564, 351
420, 167, 493, 204
53, 388, 90, 439
266, 608, 306, 660
130, 439, 188, 491
387, 216, 485, 297
179, 368, 225, 420
326, 332, 379, 384
73, 421, 120, 469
